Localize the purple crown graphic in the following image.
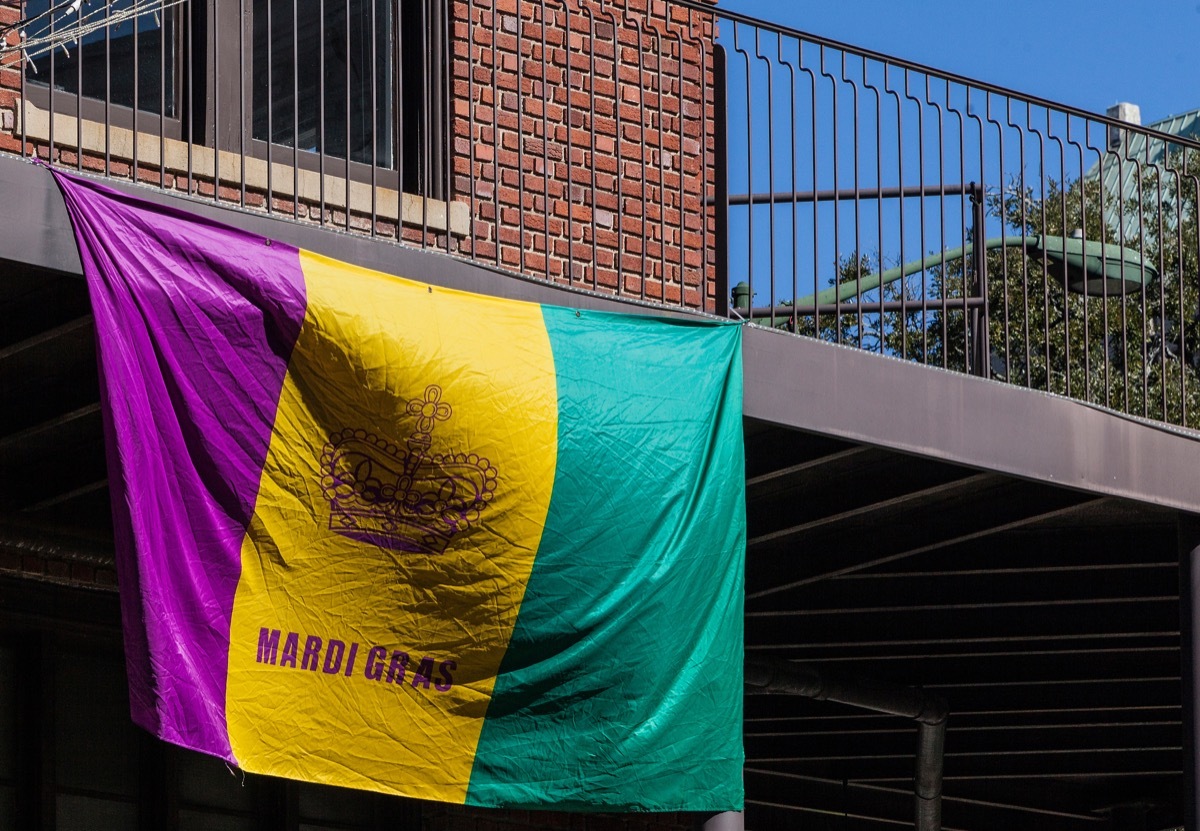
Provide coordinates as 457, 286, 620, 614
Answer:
320, 385, 498, 554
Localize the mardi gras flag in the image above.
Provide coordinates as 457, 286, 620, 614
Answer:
53, 171, 745, 811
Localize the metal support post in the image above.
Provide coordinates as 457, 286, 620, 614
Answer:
1180, 514, 1200, 830
696, 811, 745, 830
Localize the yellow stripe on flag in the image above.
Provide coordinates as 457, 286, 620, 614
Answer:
225, 251, 558, 800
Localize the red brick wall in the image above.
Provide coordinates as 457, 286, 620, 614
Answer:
452, 0, 718, 309
0, 0, 719, 311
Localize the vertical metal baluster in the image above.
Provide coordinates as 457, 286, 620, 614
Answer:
561, 0, 575, 287
48, 6, 54, 164
648, 16, 667, 304
615, 1, 653, 300
369, 0, 377, 236
1032, 106, 1049, 389
19, 3, 27, 161
105, 2, 112, 175
693, 12, 712, 311
755, 29, 774, 326
1093, 124, 1111, 409
670, 26, 684, 307
74, 0, 81, 171
985, 94, 1008, 383
800, 40, 817, 334
292, 0, 299, 219
1009, 100, 1029, 386
345, 0, 351, 232
442, 0, 451, 251
1154, 149, 1168, 418
1182, 149, 1198, 425
318, 0, 326, 223
843, 52, 860, 346
927, 74, 944, 364
780, 38, 796, 328
266, 0, 274, 212
187, 0, 195, 195
960, 85, 974, 372
602, 2, 622, 296
581, 2, 598, 290
820, 46, 838, 343
1131, 145, 1147, 415
1167, 157, 1182, 424
1115, 131, 1130, 412
653, 22, 668, 305
633, 11, 647, 301
732, 25, 751, 319
239, 0, 246, 205
207, 0, 212, 199
400, 0, 410, 234
467, 0, 477, 257
1047, 111, 1068, 394
491, 0, 501, 267
163, 0, 170, 189
1068, 120, 1087, 400
884, 62, 901, 357
960, 87, 979, 369
539, 0, 550, 280
133, 1, 140, 181
514, 0, 524, 271
906, 71, 924, 363
873, 61, 892, 341
970, 89, 988, 377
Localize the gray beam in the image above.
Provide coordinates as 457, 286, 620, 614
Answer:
0, 154, 691, 317
9, 154, 1200, 514
743, 325, 1200, 514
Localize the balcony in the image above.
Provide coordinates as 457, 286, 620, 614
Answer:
1, 1, 1200, 829
3, 0, 1197, 428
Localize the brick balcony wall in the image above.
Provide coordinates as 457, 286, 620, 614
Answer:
452, 0, 719, 310
0, 0, 720, 312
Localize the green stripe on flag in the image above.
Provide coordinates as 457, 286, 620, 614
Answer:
466, 307, 745, 811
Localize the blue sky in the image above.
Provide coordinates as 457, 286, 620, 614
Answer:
719, 0, 1200, 126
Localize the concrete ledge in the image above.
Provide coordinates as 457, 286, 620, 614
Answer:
13, 98, 470, 236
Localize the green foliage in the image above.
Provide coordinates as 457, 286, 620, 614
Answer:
782, 154, 1200, 429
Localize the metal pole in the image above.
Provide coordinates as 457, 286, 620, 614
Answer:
746, 655, 947, 831
696, 811, 744, 830
1179, 514, 1200, 831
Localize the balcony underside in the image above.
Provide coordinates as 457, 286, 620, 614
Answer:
2, 157, 1198, 828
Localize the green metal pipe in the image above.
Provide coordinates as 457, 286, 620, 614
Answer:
738, 235, 1158, 318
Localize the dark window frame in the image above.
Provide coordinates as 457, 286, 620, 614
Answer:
216, 0, 448, 199
21, 0, 188, 142
21, 0, 448, 200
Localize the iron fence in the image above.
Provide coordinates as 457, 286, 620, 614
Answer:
711, 4, 1200, 430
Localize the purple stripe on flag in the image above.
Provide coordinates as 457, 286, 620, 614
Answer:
53, 172, 307, 762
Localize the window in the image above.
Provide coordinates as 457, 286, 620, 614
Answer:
19, 0, 446, 197
252, 0, 393, 168
22, 0, 179, 124
248, 0, 446, 196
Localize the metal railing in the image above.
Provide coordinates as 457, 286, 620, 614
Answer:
3, 0, 1199, 429
711, 4, 1200, 430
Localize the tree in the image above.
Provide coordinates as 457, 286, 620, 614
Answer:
781, 153, 1200, 430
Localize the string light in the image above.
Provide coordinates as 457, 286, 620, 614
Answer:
1, 0, 190, 68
